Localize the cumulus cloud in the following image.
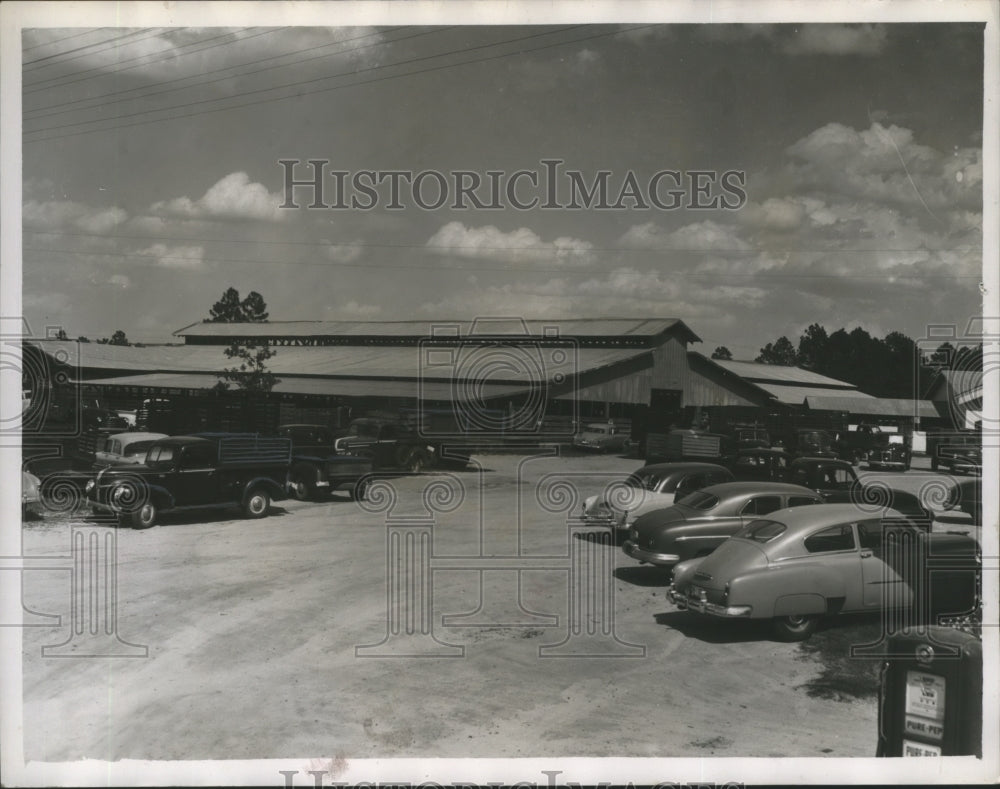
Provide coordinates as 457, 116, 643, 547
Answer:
781, 24, 887, 56
618, 220, 752, 254
151, 172, 286, 222
23, 200, 128, 233
136, 243, 204, 268
784, 122, 981, 213
426, 221, 595, 266
325, 242, 363, 264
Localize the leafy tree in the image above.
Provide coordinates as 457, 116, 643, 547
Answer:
208, 287, 269, 322
711, 346, 733, 360
97, 329, 130, 346
755, 336, 797, 365
209, 287, 244, 322
795, 324, 828, 370
77, 336, 90, 343
216, 343, 280, 393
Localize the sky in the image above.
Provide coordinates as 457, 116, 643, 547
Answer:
19, 19, 986, 358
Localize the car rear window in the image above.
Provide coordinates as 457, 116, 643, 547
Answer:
677, 490, 719, 510
124, 440, 156, 458
624, 471, 661, 491
740, 519, 786, 543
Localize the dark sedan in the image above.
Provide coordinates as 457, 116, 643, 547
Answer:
622, 481, 824, 568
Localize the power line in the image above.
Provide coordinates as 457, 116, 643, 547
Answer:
24, 27, 453, 122
23, 246, 982, 279
23, 229, 980, 257
23, 28, 164, 70
22, 28, 112, 53
24, 25, 586, 138
23, 28, 283, 94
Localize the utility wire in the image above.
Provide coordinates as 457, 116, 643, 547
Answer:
23, 28, 164, 70
24, 24, 645, 143
25, 27, 452, 122
23, 28, 283, 93
22, 28, 112, 53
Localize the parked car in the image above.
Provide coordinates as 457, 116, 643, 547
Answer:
948, 446, 982, 476
669, 503, 979, 641
927, 431, 981, 472
86, 434, 292, 528
22, 471, 41, 518
950, 477, 982, 524
784, 429, 838, 459
728, 448, 793, 482
277, 424, 373, 501
622, 481, 823, 568
865, 434, 912, 471
573, 422, 632, 453
645, 429, 735, 464
93, 431, 169, 467
788, 457, 932, 526
730, 424, 770, 450
334, 417, 471, 471
580, 462, 734, 536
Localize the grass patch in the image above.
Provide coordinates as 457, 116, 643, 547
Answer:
796, 616, 884, 702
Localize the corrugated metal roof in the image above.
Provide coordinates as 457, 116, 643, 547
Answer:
713, 359, 857, 388
173, 317, 700, 341
78, 372, 531, 400
806, 396, 940, 418
35, 341, 646, 384
756, 383, 876, 405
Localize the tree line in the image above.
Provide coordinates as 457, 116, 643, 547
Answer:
713, 325, 982, 399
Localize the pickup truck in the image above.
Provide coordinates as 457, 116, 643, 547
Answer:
277, 424, 373, 501
86, 434, 292, 528
333, 417, 471, 472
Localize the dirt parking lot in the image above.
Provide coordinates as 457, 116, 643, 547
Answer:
19, 453, 978, 761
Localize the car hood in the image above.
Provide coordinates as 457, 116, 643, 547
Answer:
678, 538, 768, 591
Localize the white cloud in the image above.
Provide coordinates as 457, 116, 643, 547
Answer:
151, 172, 286, 222
618, 220, 751, 254
109, 274, 131, 289
426, 221, 595, 266
325, 242, 363, 264
23, 200, 128, 233
136, 243, 204, 269
782, 24, 887, 56
335, 300, 382, 318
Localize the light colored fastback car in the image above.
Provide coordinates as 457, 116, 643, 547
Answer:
581, 462, 734, 536
573, 422, 632, 453
622, 481, 823, 568
94, 432, 168, 467
668, 503, 978, 641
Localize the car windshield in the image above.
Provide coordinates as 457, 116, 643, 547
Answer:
146, 445, 175, 465
676, 490, 719, 510
585, 425, 608, 434
350, 421, 378, 438
623, 470, 661, 491
124, 440, 156, 458
739, 519, 786, 543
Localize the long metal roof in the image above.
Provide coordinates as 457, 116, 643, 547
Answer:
756, 383, 875, 405
713, 359, 857, 388
75, 372, 531, 400
33, 340, 648, 384
173, 317, 700, 342
805, 396, 941, 418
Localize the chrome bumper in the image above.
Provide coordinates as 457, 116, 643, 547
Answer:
667, 585, 752, 618
623, 540, 679, 566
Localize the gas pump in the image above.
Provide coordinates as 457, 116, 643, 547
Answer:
876, 625, 982, 757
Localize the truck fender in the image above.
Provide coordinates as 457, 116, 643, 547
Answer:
290, 461, 322, 483
242, 477, 286, 503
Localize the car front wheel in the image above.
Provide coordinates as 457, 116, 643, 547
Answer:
771, 614, 820, 641
129, 502, 157, 530
244, 489, 271, 519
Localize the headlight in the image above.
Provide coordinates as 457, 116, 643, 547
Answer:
85, 480, 95, 493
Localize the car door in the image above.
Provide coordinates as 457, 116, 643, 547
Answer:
857, 519, 909, 609
375, 424, 398, 467
802, 522, 865, 611
174, 443, 218, 506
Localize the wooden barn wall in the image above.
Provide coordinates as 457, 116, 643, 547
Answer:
567, 368, 653, 404
650, 337, 691, 398
684, 365, 769, 408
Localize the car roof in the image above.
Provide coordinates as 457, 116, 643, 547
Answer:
751, 503, 907, 534
279, 423, 330, 430
700, 481, 820, 497
735, 448, 790, 456
789, 457, 853, 468
107, 432, 167, 443
154, 436, 215, 446
639, 462, 730, 474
